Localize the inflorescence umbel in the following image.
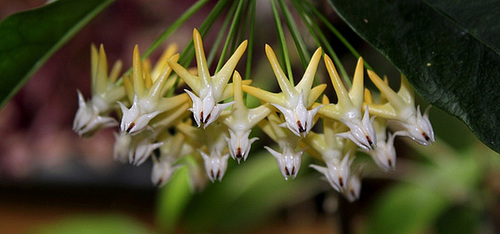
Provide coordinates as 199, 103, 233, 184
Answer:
74, 28, 434, 201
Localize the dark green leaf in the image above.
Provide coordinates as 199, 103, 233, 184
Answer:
0, 0, 114, 109
328, 0, 500, 153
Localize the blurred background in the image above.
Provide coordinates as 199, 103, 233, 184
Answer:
1, 0, 499, 233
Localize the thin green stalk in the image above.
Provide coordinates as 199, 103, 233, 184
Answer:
271, 0, 294, 85
178, 0, 231, 67
123, 0, 209, 77
277, 0, 309, 69
207, 1, 237, 66
167, 0, 231, 97
293, 0, 351, 86
245, 0, 256, 81
142, 0, 210, 59
302, 0, 373, 71
215, 0, 245, 73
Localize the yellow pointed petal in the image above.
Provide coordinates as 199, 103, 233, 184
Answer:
295, 48, 322, 96
322, 95, 330, 105
213, 40, 248, 96
150, 54, 179, 98
257, 118, 277, 141
90, 44, 98, 94
366, 102, 398, 119
367, 70, 406, 111
307, 84, 327, 107
167, 59, 201, 94
157, 93, 189, 112
318, 103, 344, 121
193, 28, 211, 86
231, 70, 245, 112
95, 44, 109, 94
247, 103, 272, 126
364, 89, 373, 104
144, 67, 153, 90
265, 44, 297, 100
349, 57, 365, 108
324, 54, 352, 108
397, 75, 415, 105
242, 85, 286, 106
123, 75, 134, 103
152, 102, 190, 129
152, 44, 178, 79
132, 45, 145, 96
222, 80, 252, 100
109, 60, 122, 83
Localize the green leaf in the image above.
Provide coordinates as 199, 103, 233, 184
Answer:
0, 0, 114, 109
328, 0, 500, 153
32, 214, 151, 234
366, 184, 449, 234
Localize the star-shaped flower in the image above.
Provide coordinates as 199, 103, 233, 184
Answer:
223, 71, 272, 163
366, 71, 435, 145
310, 152, 353, 192
242, 45, 326, 137
259, 113, 304, 180
167, 29, 248, 128
119, 45, 189, 135
73, 45, 125, 137
317, 56, 376, 151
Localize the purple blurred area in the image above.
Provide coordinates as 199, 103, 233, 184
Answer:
0, 0, 206, 232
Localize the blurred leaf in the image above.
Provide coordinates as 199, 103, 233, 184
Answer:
156, 162, 195, 233
328, 0, 500, 153
366, 184, 449, 234
435, 206, 480, 234
184, 152, 320, 232
0, 0, 114, 109
33, 214, 150, 234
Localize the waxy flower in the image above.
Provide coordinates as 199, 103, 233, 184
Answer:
342, 171, 362, 202
168, 29, 247, 128
317, 56, 376, 151
310, 152, 353, 192
243, 46, 326, 137
73, 45, 125, 137
223, 71, 272, 163
119, 45, 188, 135
260, 113, 304, 180
369, 119, 398, 172
199, 149, 230, 182
366, 71, 435, 145
151, 155, 181, 187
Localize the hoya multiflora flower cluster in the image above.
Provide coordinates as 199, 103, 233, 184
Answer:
74, 29, 434, 201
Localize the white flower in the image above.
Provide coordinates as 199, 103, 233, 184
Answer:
167, 29, 247, 128
151, 155, 180, 187
225, 129, 258, 163
199, 149, 230, 182
342, 172, 361, 202
265, 144, 304, 180
129, 138, 163, 166
185, 88, 234, 128
223, 71, 271, 162
367, 71, 435, 146
113, 132, 132, 163
272, 91, 322, 137
336, 105, 376, 151
318, 56, 377, 150
369, 132, 397, 172
310, 153, 353, 192
242, 46, 325, 137
400, 106, 435, 145
73, 90, 117, 137
118, 95, 162, 135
